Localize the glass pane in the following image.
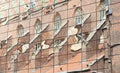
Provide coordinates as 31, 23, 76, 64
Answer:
36, 20, 41, 34
55, 15, 61, 31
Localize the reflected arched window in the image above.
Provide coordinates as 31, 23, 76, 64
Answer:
75, 8, 83, 25
30, 0, 36, 8
100, 33, 104, 43
100, 0, 109, 6
54, 13, 61, 31
35, 19, 42, 34
17, 25, 24, 37
100, 0, 106, 21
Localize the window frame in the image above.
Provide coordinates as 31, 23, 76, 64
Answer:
75, 8, 83, 25
100, 32, 105, 44
100, 1, 106, 21
54, 13, 61, 31
35, 19, 42, 34
17, 25, 24, 37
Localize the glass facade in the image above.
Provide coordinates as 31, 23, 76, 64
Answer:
0, 0, 119, 73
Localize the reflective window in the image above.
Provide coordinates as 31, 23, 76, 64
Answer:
17, 25, 24, 37
54, 13, 61, 31
36, 19, 42, 34
75, 8, 83, 25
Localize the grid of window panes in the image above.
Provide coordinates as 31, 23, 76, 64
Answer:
0, 0, 119, 73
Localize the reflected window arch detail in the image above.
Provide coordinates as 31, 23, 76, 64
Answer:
54, 12, 61, 31
17, 25, 24, 37
75, 8, 83, 25
100, 0, 106, 21
35, 19, 42, 34
100, 0, 110, 6
100, 33, 104, 43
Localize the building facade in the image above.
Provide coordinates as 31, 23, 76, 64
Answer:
0, 0, 120, 73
